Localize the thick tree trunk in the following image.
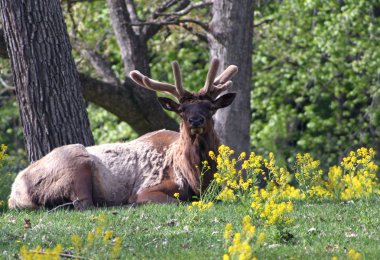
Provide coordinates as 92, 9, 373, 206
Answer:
0, 0, 94, 162
208, 0, 253, 154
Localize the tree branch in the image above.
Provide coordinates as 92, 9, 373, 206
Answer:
80, 48, 121, 86
152, 0, 182, 17
134, 18, 212, 41
156, 1, 212, 17
125, 0, 140, 24
144, 0, 191, 39
254, 18, 273, 27
131, 18, 209, 31
182, 23, 208, 42
80, 73, 179, 135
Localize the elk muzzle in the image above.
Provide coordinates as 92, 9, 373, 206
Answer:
188, 116, 206, 135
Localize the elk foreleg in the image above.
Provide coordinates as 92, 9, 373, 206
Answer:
69, 162, 94, 210
134, 191, 178, 204
133, 180, 182, 204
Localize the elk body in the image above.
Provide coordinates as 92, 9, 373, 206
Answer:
8, 59, 238, 210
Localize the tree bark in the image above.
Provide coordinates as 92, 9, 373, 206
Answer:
0, 0, 94, 162
208, 0, 253, 154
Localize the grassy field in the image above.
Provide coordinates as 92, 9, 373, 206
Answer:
0, 199, 379, 259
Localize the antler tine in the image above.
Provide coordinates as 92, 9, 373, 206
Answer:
206, 65, 238, 98
129, 70, 181, 100
214, 65, 238, 85
202, 58, 220, 95
172, 61, 189, 98
200, 61, 238, 98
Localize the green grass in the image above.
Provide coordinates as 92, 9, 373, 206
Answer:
0, 199, 379, 259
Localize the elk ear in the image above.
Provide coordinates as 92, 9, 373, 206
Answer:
213, 93, 236, 109
157, 97, 180, 112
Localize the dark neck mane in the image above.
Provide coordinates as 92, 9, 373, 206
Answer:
175, 120, 220, 195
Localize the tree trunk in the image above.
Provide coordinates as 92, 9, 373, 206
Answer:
208, 0, 253, 154
0, 0, 94, 162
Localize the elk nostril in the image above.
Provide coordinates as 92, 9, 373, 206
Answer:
189, 117, 205, 127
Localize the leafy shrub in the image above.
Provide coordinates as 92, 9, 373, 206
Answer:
252, 0, 380, 167
87, 104, 137, 144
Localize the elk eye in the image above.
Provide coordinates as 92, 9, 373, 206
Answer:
177, 108, 183, 113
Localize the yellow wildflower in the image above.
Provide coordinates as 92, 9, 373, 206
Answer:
256, 232, 266, 246
217, 188, 236, 202
111, 237, 122, 259
347, 248, 362, 260
224, 223, 233, 240
188, 201, 213, 212
71, 234, 82, 253
103, 230, 113, 241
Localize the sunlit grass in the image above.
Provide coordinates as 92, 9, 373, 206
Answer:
0, 200, 379, 259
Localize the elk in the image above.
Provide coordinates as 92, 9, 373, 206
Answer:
8, 58, 238, 210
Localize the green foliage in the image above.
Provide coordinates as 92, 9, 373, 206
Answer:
252, 0, 380, 166
149, 32, 209, 92
0, 99, 25, 157
87, 104, 137, 144
64, 2, 124, 79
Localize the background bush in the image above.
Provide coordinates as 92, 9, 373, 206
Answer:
252, 0, 380, 167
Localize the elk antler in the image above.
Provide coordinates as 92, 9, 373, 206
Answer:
200, 58, 238, 99
129, 58, 238, 101
129, 62, 190, 101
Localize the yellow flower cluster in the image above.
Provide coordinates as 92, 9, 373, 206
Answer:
347, 248, 362, 260
264, 153, 291, 187
307, 148, 379, 200
251, 189, 293, 226
295, 153, 323, 192
207, 145, 298, 228
270, 184, 305, 200
187, 201, 213, 211
204, 144, 379, 244
0, 144, 8, 207
0, 144, 7, 162
210, 145, 264, 202
20, 244, 62, 260
223, 216, 266, 260
216, 187, 236, 202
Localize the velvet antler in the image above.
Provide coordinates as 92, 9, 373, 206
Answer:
129, 61, 190, 101
129, 58, 238, 100
200, 58, 238, 99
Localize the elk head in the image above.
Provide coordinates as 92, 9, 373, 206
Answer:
129, 58, 238, 136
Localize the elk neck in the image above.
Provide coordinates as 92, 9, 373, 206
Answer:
175, 119, 220, 195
